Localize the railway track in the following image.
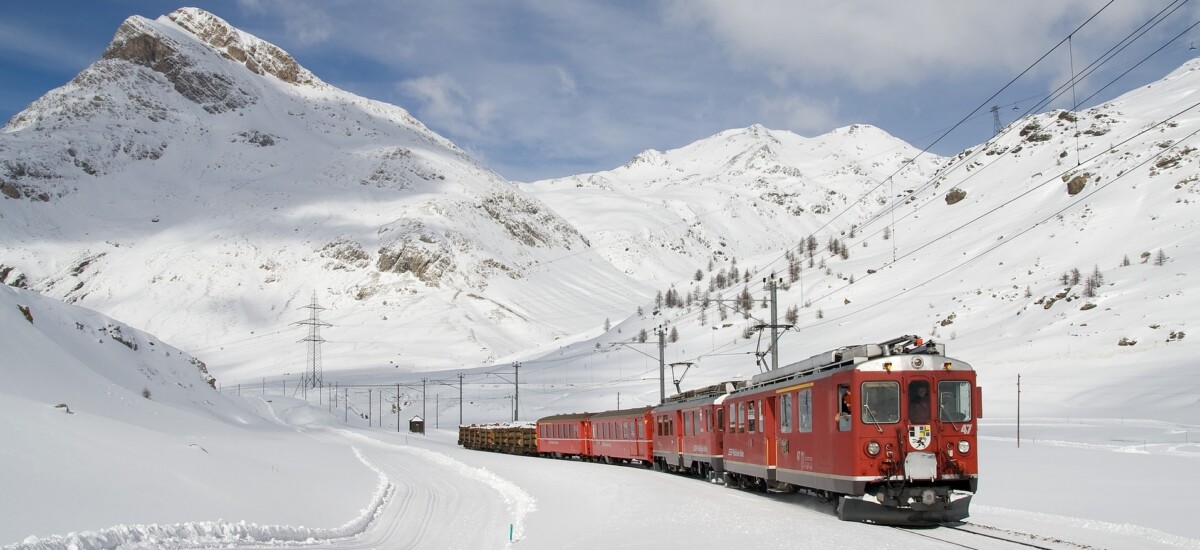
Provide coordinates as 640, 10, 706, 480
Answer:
894, 522, 1098, 550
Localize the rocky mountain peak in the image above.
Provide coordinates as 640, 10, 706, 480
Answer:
98, 8, 322, 114
165, 8, 323, 88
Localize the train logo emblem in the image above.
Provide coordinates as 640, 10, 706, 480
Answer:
908, 425, 932, 450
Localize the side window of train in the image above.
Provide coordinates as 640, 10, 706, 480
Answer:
747, 401, 757, 433
799, 389, 813, 433
780, 393, 793, 433
938, 381, 972, 422
837, 385, 852, 432
738, 403, 746, 433
862, 381, 901, 424
717, 408, 725, 432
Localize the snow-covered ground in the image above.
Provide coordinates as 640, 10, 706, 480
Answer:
4, 285, 1198, 549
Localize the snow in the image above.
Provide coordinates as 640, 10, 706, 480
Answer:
2, 284, 1199, 549
2, 8, 1200, 550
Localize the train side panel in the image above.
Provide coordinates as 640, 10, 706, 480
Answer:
589, 407, 653, 465
536, 413, 591, 458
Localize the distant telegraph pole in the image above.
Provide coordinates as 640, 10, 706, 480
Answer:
295, 291, 331, 390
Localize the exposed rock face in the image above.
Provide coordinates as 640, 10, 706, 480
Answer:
102, 17, 254, 113
166, 8, 323, 88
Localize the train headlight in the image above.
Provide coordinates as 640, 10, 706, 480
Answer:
866, 441, 881, 456
958, 440, 971, 454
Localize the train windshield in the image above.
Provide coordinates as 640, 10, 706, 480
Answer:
938, 381, 973, 422
860, 381, 899, 423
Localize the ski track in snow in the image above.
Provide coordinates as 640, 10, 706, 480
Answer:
5, 428, 535, 550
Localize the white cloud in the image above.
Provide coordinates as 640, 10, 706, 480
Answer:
662, 0, 1168, 91
748, 93, 840, 135
398, 74, 483, 139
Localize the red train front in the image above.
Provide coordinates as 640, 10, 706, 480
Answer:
722, 335, 979, 524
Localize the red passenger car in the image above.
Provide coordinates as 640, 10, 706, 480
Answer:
651, 382, 742, 480
588, 407, 653, 465
537, 412, 591, 459
722, 336, 980, 524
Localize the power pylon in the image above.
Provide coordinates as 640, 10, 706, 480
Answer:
296, 291, 331, 389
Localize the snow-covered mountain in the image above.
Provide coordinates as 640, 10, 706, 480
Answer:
1, 6, 1197, 426
0, 8, 641, 379
525, 123, 943, 285
515, 60, 1199, 424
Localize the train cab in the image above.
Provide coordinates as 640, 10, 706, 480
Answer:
724, 335, 980, 524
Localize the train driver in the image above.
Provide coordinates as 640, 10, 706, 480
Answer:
909, 381, 931, 424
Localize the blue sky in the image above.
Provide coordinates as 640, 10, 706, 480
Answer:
2, 1, 1199, 181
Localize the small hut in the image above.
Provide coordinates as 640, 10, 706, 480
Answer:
409, 415, 425, 434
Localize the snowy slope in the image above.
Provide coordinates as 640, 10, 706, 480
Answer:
508, 60, 1200, 427
0, 285, 380, 544
0, 9, 643, 381
525, 123, 944, 285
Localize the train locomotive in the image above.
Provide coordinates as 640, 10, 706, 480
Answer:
459, 335, 980, 525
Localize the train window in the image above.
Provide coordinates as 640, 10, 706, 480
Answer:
747, 401, 757, 433
938, 381, 972, 422
684, 411, 692, 436
861, 381, 900, 424
798, 389, 813, 433
717, 408, 725, 432
837, 385, 852, 432
781, 393, 793, 433
639, 420, 646, 440
738, 403, 746, 433
908, 380, 932, 424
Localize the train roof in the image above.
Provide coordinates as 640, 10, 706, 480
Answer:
738, 335, 972, 393
655, 381, 743, 412
589, 406, 652, 419
537, 412, 591, 423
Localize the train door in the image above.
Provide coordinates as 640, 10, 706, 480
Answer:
820, 382, 851, 469
764, 395, 778, 470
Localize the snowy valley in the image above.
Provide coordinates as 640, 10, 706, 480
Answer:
1, 7, 1199, 549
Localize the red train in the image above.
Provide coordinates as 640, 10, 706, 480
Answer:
474, 335, 981, 525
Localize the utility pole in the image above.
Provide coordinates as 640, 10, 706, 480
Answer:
657, 325, 666, 404
991, 105, 1001, 135
458, 373, 465, 426
396, 383, 401, 433
422, 378, 427, 424
607, 330, 668, 404
1017, 373, 1022, 448
295, 291, 331, 390
756, 276, 791, 372
513, 362, 521, 422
